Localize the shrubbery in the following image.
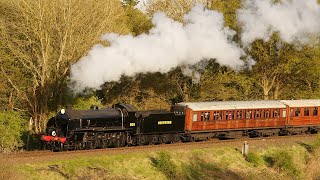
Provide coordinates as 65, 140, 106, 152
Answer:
263, 150, 301, 178
246, 152, 264, 167
0, 111, 26, 152
150, 151, 177, 179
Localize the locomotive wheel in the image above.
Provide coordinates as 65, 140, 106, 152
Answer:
85, 141, 93, 149
113, 140, 121, 148
51, 142, 63, 152
160, 136, 167, 144
139, 136, 146, 146
174, 135, 181, 143
76, 142, 83, 150
102, 140, 108, 148
190, 136, 195, 142
131, 137, 138, 146
149, 136, 158, 145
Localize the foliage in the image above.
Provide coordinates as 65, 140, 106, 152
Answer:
0, 111, 26, 152
246, 34, 297, 100
263, 150, 301, 178
123, 0, 152, 35
280, 45, 320, 99
72, 96, 104, 110
246, 152, 264, 167
150, 151, 177, 179
0, 0, 130, 133
146, 0, 205, 21
200, 69, 258, 101
99, 71, 184, 110
210, 0, 241, 31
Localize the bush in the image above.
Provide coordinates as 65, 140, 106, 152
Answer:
150, 151, 177, 179
0, 111, 26, 152
246, 152, 264, 167
263, 150, 301, 178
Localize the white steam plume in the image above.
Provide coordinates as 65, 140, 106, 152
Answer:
238, 0, 320, 45
71, 4, 244, 92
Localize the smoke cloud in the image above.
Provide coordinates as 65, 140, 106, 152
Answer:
71, 4, 244, 91
238, 0, 320, 45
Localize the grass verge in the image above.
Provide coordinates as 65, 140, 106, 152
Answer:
3, 136, 320, 179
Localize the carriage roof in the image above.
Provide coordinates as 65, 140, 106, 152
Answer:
176, 99, 320, 111
280, 99, 320, 108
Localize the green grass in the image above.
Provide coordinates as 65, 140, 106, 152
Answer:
246, 152, 265, 167
150, 151, 177, 179
3, 137, 320, 179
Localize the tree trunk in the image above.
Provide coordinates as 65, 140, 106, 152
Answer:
273, 81, 281, 100
261, 76, 276, 100
263, 88, 269, 100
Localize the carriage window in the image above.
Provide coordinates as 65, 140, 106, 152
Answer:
264, 110, 270, 118
201, 112, 210, 121
295, 108, 301, 116
304, 108, 310, 116
282, 109, 286, 117
290, 108, 294, 117
226, 111, 234, 120
273, 109, 280, 117
236, 111, 242, 119
255, 110, 261, 118
214, 111, 222, 120
193, 113, 197, 122
313, 107, 318, 116
246, 110, 252, 119
205, 112, 210, 121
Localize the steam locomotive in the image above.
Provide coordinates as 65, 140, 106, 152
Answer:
42, 104, 185, 151
42, 100, 320, 151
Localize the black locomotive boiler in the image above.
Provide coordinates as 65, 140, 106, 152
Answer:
42, 104, 185, 151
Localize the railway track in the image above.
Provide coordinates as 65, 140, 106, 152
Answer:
0, 133, 317, 165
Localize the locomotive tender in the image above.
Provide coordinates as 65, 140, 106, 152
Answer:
42, 99, 320, 151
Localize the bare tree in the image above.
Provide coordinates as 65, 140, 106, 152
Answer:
146, 0, 206, 21
0, 0, 130, 133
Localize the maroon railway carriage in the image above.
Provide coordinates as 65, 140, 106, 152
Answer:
281, 100, 319, 127
173, 100, 320, 139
